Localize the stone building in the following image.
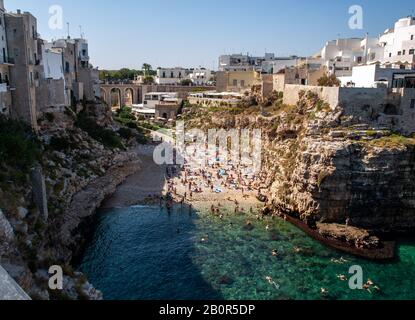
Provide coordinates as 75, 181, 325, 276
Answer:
0, 0, 11, 115
155, 101, 182, 120
5, 9, 41, 130
48, 37, 99, 105
34, 40, 67, 113
272, 67, 326, 92
216, 70, 261, 93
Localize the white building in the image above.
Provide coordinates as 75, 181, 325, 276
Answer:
155, 67, 188, 85
188, 68, 213, 85
262, 56, 302, 74
132, 92, 182, 119
319, 37, 383, 77
132, 92, 180, 112
219, 54, 255, 72
338, 64, 415, 88
319, 16, 415, 78
379, 16, 415, 69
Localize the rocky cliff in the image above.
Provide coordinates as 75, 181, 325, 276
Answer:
184, 91, 415, 248
0, 103, 143, 299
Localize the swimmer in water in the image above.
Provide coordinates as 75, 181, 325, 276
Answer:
337, 274, 347, 281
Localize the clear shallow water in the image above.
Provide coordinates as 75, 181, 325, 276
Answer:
78, 204, 415, 300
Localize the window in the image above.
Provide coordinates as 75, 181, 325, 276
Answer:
389, 53, 392, 57
403, 50, 406, 55
162, 72, 166, 78
170, 72, 174, 78
412, 35, 414, 41
398, 51, 402, 56
410, 49, 415, 55
411, 99, 415, 109
241, 80, 245, 87
232, 79, 237, 86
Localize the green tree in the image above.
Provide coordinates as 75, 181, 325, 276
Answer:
143, 76, 154, 85
142, 63, 152, 77
317, 74, 341, 87
180, 79, 192, 86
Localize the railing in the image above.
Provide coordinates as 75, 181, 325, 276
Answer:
1, 57, 14, 64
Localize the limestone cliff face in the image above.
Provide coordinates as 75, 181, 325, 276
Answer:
265, 131, 415, 233
185, 92, 415, 234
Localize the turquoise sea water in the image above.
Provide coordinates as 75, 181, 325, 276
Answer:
78, 204, 415, 300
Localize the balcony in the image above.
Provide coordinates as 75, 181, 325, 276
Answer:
0, 57, 15, 65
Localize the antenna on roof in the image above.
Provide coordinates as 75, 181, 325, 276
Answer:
67, 22, 70, 39
79, 25, 83, 39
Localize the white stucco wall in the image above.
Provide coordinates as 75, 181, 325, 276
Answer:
42, 47, 64, 80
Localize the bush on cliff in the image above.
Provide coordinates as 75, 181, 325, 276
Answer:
0, 116, 41, 172
317, 74, 341, 87
75, 113, 124, 150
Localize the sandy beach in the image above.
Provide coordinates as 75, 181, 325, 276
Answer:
101, 144, 264, 213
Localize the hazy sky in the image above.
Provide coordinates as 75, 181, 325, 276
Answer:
5, 0, 415, 70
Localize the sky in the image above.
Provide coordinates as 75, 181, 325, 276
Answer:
5, 0, 415, 70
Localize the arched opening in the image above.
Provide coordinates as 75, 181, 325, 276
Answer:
100, 89, 107, 104
124, 88, 134, 106
162, 112, 168, 119
384, 103, 398, 115
110, 88, 122, 110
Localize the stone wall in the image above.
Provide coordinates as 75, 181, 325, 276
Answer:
36, 78, 66, 113
283, 84, 415, 135
400, 88, 415, 135
283, 85, 341, 110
